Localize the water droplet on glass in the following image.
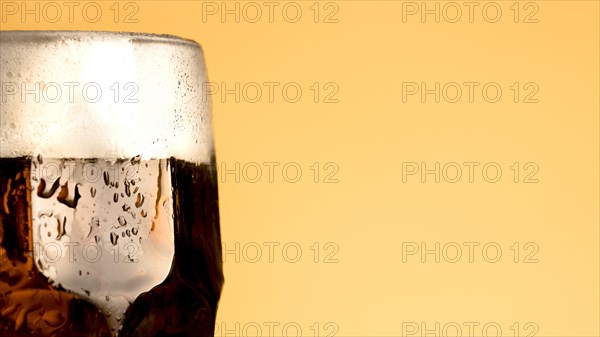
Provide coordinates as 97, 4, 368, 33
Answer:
110, 232, 119, 246
135, 193, 144, 208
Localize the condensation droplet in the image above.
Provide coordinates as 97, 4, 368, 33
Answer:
135, 193, 144, 208
124, 179, 131, 198
110, 232, 119, 246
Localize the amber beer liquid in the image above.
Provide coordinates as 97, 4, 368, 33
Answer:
0, 32, 224, 337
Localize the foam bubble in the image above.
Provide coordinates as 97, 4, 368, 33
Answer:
0, 31, 214, 164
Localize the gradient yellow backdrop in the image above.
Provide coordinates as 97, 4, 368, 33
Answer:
1, 1, 598, 336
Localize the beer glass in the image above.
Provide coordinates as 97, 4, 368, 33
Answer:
0, 31, 224, 337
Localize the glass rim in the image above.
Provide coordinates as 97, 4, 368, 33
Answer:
0, 30, 200, 48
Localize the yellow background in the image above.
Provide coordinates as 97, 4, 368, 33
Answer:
1, 1, 599, 336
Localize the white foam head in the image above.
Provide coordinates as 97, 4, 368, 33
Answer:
0, 31, 214, 163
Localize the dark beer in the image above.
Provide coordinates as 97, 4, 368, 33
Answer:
0, 156, 223, 337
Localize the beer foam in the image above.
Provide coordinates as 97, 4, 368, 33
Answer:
0, 31, 214, 164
